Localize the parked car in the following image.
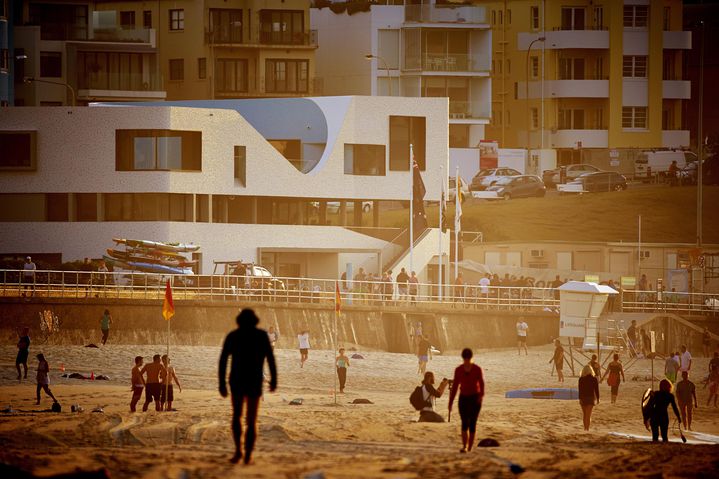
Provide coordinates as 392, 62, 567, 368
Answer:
469, 167, 521, 191
542, 164, 602, 187
473, 175, 546, 200
557, 171, 628, 194
448, 176, 469, 203
678, 161, 697, 185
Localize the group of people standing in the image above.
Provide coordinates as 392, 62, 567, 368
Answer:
130, 354, 182, 412
346, 267, 420, 303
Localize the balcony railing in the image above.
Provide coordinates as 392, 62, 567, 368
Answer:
206, 28, 243, 45
405, 5, 487, 24
259, 29, 318, 46
420, 53, 489, 72
77, 73, 163, 92
449, 101, 489, 120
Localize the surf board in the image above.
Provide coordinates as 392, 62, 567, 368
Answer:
505, 388, 579, 400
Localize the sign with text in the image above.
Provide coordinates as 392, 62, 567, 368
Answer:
621, 276, 636, 289
479, 140, 499, 170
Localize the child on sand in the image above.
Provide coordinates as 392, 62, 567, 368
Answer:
336, 348, 350, 393
130, 356, 145, 412
160, 355, 182, 411
298, 331, 310, 368
16, 327, 30, 381
35, 353, 58, 406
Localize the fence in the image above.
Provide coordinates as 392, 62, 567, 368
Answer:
2, 269, 717, 315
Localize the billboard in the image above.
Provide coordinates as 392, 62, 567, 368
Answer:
479, 140, 498, 170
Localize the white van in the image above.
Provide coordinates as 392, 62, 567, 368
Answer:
634, 150, 697, 181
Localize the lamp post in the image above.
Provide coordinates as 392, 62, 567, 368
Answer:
365, 54, 392, 97
525, 36, 545, 154
697, 20, 704, 248
24, 77, 76, 107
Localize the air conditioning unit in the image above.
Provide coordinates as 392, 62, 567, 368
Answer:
530, 249, 544, 258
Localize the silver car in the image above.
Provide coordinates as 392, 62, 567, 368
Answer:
469, 167, 522, 191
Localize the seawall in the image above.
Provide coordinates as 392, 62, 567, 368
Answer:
0, 298, 560, 352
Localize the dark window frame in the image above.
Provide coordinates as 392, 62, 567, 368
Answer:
120, 11, 135, 30
198, 57, 207, 79
389, 116, 426, 171
265, 58, 308, 93
169, 9, 184, 31
0, 131, 37, 170
169, 58, 184, 81
115, 129, 202, 172
344, 144, 387, 176
40, 51, 62, 77
215, 58, 248, 93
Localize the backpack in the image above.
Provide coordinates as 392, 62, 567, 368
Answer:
409, 386, 427, 411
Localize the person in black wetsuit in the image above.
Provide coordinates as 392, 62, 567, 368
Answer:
219, 309, 277, 465
645, 379, 681, 442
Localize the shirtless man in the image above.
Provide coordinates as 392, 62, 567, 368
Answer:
160, 355, 182, 411
141, 354, 165, 412
130, 356, 145, 412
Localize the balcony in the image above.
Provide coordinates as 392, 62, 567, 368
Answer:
405, 53, 490, 73
518, 79, 609, 99
518, 30, 609, 50
663, 31, 692, 50
662, 80, 691, 99
551, 129, 608, 149
258, 29, 318, 47
77, 73, 165, 101
206, 28, 243, 45
404, 4, 487, 25
662, 130, 690, 149
448, 101, 490, 122
64, 27, 156, 47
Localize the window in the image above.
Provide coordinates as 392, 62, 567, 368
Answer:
143, 11, 152, 29
377, 29, 400, 70
491, 10, 495, 26
40, 51, 62, 77
496, 59, 502, 74
507, 9, 511, 25
234, 146, 246, 186
344, 144, 386, 176
120, 11, 135, 30
530, 108, 539, 129
622, 107, 647, 129
116, 130, 201, 171
559, 58, 585, 80
14, 48, 25, 82
75, 193, 97, 221
0, 131, 37, 170
169, 9, 184, 31
530, 6, 539, 31
594, 6, 604, 29
596, 57, 604, 79
216, 58, 248, 93
558, 109, 585, 129
47, 193, 69, 222
169, 59, 184, 81
198, 58, 207, 79
530, 56, 539, 78
260, 10, 305, 45
623, 56, 647, 78
662, 107, 673, 130
77, 51, 148, 90
29, 3, 88, 41
265, 59, 308, 93
104, 193, 192, 222
0, 194, 45, 221
506, 59, 511, 74
389, 116, 426, 171
209, 9, 243, 44
561, 7, 585, 30
624, 5, 648, 28
498, 10, 503, 25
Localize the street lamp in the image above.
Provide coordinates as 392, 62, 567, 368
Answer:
365, 53, 392, 97
24, 77, 76, 107
525, 36, 545, 153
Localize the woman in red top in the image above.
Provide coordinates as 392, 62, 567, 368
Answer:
448, 348, 485, 453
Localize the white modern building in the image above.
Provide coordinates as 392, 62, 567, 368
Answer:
0, 96, 449, 281
311, 1, 491, 170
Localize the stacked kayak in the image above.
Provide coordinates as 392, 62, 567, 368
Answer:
103, 238, 198, 275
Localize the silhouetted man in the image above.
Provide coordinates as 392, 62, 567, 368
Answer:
219, 309, 277, 465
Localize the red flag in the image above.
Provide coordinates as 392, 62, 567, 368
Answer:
162, 280, 175, 321
335, 281, 341, 314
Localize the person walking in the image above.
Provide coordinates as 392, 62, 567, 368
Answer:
298, 330, 310, 368
578, 365, 599, 431
675, 371, 698, 430
665, 351, 680, 384
35, 353, 58, 406
417, 335, 432, 375
130, 356, 145, 412
600, 354, 625, 404
418, 371, 449, 423
589, 354, 602, 380
15, 327, 30, 381
267, 326, 279, 349
549, 339, 565, 383
448, 348, 485, 453
679, 345, 692, 376
336, 348, 350, 393
702, 327, 712, 358
219, 309, 277, 465
516, 319, 528, 356
99, 309, 112, 346
22, 256, 36, 297
160, 355, 182, 411
644, 379, 681, 442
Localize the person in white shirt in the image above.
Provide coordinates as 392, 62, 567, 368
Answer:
22, 256, 36, 297
478, 274, 491, 306
516, 319, 529, 355
680, 345, 692, 375
298, 331, 311, 368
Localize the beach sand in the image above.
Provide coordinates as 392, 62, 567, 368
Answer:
1, 342, 718, 478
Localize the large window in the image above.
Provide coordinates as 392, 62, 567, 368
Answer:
530, 6, 539, 30
559, 58, 585, 80
259, 10, 304, 45
198, 57, 206, 79
558, 109, 585, 129
623, 5, 648, 28
623, 56, 647, 78
561, 7, 585, 30
120, 11, 135, 30
29, 3, 88, 41
143, 10, 152, 29
169, 59, 184, 81
377, 29, 400, 69
344, 144, 386, 176
0, 131, 36, 170
209, 9, 242, 44
75, 193, 97, 221
389, 116, 426, 171
622, 107, 647, 129
77, 51, 148, 90
116, 130, 201, 171
216, 58, 248, 93
169, 9, 184, 31
40, 51, 62, 77
104, 193, 192, 222
268, 139, 302, 170
265, 59, 308, 93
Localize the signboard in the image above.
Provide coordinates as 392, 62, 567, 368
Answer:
479, 140, 499, 170
584, 274, 599, 283
609, 149, 619, 159
650, 331, 656, 353
620, 276, 636, 289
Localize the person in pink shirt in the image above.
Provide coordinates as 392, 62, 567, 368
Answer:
448, 348, 485, 453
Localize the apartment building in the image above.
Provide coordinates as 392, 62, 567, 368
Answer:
1, 0, 12, 106
12, 0, 316, 105
482, 0, 691, 170
311, 0, 492, 150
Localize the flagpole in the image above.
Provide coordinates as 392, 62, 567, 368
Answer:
334, 281, 339, 405
438, 167, 443, 301
454, 166, 460, 293
409, 143, 414, 275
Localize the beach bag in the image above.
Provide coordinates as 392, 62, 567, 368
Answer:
409, 386, 426, 410
608, 371, 619, 387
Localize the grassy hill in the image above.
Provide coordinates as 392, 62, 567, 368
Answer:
377, 186, 719, 244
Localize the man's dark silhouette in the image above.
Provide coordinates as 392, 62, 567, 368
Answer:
219, 309, 277, 465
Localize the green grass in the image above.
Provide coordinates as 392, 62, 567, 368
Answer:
376, 186, 719, 243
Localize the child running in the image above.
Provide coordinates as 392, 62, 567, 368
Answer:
130, 356, 145, 412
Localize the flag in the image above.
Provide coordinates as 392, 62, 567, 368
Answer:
412, 160, 428, 236
440, 187, 447, 232
335, 280, 342, 314
162, 280, 175, 321
454, 175, 462, 233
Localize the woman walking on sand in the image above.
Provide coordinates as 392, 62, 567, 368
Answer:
448, 348, 485, 453
600, 354, 626, 404
336, 348, 350, 393
35, 353, 58, 406
578, 365, 599, 431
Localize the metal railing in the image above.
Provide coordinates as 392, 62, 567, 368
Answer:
405, 5, 487, 24
2, 270, 717, 315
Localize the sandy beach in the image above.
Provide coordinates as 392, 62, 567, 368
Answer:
1, 341, 718, 479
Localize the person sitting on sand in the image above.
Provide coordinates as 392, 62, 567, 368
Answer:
549, 339, 565, 383
35, 353, 58, 406
578, 365, 599, 431
160, 355, 182, 411
675, 371, 698, 431
130, 356, 145, 412
219, 309, 277, 465
336, 348, 350, 393
418, 371, 449, 423
600, 354, 625, 405
16, 327, 30, 381
448, 348, 485, 453
141, 354, 165, 412
644, 379, 682, 442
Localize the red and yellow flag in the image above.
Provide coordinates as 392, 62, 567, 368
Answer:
335, 280, 342, 314
162, 280, 175, 321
